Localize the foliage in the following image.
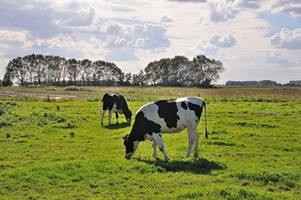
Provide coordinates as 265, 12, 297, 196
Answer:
0, 86, 300, 199
144, 55, 224, 87
3, 54, 125, 87
3, 54, 224, 87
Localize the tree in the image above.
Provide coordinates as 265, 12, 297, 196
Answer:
67, 58, 80, 85
34, 54, 46, 85
132, 70, 145, 86
190, 55, 224, 87
2, 72, 13, 86
158, 58, 171, 86
93, 60, 105, 86
80, 59, 93, 86
23, 54, 36, 85
52, 56, 66, 85
8, 57, 28, 86
144, 61, 160, 85
169, 56, 189, 86
124, 73, 132, 85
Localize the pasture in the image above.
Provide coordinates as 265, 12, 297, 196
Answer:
0, 86, 300, 199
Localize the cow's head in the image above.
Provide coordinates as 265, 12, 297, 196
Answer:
125, 110, 132, 123
123, 134, 139, 159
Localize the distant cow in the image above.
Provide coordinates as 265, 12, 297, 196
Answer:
100, 93, 132, 125
123, 97, 207, 161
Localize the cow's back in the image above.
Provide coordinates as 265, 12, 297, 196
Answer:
135, 97, 204, 133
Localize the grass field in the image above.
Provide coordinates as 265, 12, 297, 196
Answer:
0, 86, 300, 199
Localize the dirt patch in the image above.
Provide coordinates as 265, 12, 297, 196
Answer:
0, 90, 99, 100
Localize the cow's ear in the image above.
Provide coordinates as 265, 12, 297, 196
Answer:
122, 134, 128, 140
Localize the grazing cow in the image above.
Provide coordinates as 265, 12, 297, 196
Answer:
123, 97, 207, 161
100, 93, 132, 125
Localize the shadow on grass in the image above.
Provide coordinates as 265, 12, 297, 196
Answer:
137, 158, 226, 174
103, 122, 131, 129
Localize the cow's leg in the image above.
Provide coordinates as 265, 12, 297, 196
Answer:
193, 130, 200, 159
186, 127, 196, 158
152, 133, 169, 161
108, 110, 114, 125
152, 140, 157, 157
101, 110, 106, 125
115, 112, 119, 124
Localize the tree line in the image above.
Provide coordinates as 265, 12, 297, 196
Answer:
2, 54, 224, 87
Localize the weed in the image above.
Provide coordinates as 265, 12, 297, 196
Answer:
6, 133, 11, 139
0, 121, 12, 128
70, 132, 75, 138
232, 171, 299, 186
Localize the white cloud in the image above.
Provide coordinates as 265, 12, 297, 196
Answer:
168, 0, 206, 3
236, 0, 260, 9
189, 39, 219, 58
57, 8, 95, 27
95, 21, 170, 50
159, 16, 175, 23
111, 5, 137, 12
0, 0, 94, 38
266, 52, 297, 67
0, 30, 27, 45
199, 0, 262, 24
105, 48, 138, 61
272, 0, 301, 17
209, 34, 237, 48
270, 28, 301, 50
208, 0, 239, 22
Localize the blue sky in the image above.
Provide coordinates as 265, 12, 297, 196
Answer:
0, 0, 300, 84
259, 11, 301, 37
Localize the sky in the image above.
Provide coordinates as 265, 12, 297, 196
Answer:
0, 0, 300, 84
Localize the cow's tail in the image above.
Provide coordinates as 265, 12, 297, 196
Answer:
204, 101, 208, 139
99, 99, 103, 116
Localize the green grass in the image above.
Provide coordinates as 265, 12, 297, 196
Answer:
0, 86, 300, 199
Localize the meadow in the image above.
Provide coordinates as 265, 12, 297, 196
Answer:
0, 86, 300, 199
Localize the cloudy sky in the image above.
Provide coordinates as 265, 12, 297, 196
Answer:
0, 0, 300, 84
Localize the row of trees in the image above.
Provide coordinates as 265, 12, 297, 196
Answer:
2, 54, 224, 87
144, 55, 224, 87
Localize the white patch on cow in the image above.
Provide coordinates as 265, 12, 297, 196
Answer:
153, 133, 169, 161
144, 133, 154, 141
101, 110, 106, 125
108, 103, 117, 124
111, 103, 124, 114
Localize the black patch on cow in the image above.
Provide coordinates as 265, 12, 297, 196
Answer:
181, 102, 187, 110
188, 102, 203, 120
155, 100, 179, 129
124, 111, 162, 153
130, 112, 161, 142
123, 134, 134, 154
102, 93, 115, 111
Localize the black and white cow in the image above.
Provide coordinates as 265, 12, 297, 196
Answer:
100, 93, 132, 125
123, 97, 207, 161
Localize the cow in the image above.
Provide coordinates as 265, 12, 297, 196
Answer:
123, 97, 207, 161
100, 93, 132, 126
